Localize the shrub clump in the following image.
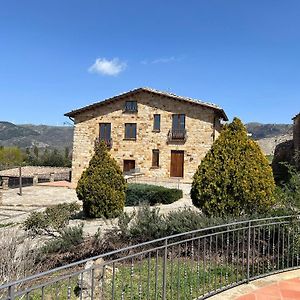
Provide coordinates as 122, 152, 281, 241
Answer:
24, 202, 80, 236
191, 117, 276, 217
76, 141, 126, 218
42, 224, 84, 254
126, 184, 183, 206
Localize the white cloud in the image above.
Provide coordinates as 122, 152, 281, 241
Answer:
88, 58, 127, 76
141, 56, 184, 65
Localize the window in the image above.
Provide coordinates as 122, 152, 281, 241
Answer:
172, 114, 185, 130
124, 160, 135, 173
125, 123, 137, 139
153, 114, 161, 132
124, 101, 137, 112
99, 123, 111, 141
152, 149, 159, 167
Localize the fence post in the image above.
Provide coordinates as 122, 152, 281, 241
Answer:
2, 176, 9, 190
19, 166, 22, 196
8, 284, 15, 300
246, 220, 251, 283
162, 238, 168, 300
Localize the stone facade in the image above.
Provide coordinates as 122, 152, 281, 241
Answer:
293, 113, 300, 168
66, 89, 227, 185
293, 113, 300, 152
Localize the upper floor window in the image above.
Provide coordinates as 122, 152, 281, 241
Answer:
99, 123, 111, 141
124, 101, 138, 112
153, 114, 161, 132
125, 123, 137, 140
172, 114, 185, 130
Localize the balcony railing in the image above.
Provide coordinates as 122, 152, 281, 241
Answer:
124, 103, 138, 113
95, 137, 113, 149
168, 128, 187, 142
2, 215, 300, 300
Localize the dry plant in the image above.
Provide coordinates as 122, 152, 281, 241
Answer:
0, 227, 38, 285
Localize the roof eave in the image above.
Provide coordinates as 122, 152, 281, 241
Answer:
64, 88, 228, 120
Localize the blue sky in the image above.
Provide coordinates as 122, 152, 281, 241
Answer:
0, 0, 299, 125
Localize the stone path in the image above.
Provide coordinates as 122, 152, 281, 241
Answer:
0, 182, 195, 235
210, 269, 300, 300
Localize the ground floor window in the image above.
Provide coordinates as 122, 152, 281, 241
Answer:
152, 149, 159, 167
123, 160, 135, 173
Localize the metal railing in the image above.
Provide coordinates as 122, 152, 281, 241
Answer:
167, 129, 187, 142
1, 215, 300, 299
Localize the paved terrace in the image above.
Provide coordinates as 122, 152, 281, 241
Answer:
0, 181, 195, 235
210, 270, 300, 300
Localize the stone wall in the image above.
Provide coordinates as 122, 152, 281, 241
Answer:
293, 114, 300, 152
71, 91, 222, 185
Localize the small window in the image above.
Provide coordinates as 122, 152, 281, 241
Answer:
99, 123, 111, 140
153, 114, 161, 132
152, 149, 159, 167
125, 123, 137, 139
124, 101, 137, 112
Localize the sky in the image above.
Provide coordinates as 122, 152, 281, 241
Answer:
0, 0, 300, 125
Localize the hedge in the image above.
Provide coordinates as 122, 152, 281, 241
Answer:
126, 183, 183, 206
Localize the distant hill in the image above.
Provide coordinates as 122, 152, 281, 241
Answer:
245, 123, 293, 140
245, 123, 293, 155
0, 121, 73, 150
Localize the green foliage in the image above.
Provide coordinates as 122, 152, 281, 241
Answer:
126, 183, 183, 206
42, 224, 84, 254
24, 202, 81, 236
76, 141, 126, 218
25, 147, 71, 167
0, 146, 24, 168
191, 118, 276, 217
275, 164, 300, 212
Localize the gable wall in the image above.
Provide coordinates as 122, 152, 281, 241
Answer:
71, 92, 222, 184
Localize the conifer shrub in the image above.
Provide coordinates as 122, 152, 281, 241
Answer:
76, 141, 126, 218
126, 183, 183, 206
191, 118, 276, 217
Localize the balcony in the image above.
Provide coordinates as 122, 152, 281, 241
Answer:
95, 137, 113, 149
167, 128, 187, 143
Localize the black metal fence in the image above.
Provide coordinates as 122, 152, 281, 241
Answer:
0, 215, 300, 299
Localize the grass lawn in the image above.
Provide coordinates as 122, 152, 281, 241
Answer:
21, 257, 240, 300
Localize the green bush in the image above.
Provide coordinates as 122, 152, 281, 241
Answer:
76, 141, 126, 218
191, 118, 276, 217
0, 146, 24, 168
24, 202, 81, 236
42, 224, 84, 254
126, 184, 183, 206
275, 164, 300, 212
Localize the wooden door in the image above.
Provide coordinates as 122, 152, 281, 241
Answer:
123, 160, 135, 173
170, 151, 184, 177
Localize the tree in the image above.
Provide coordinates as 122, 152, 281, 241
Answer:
0, 147, 24, 168
76, 141, 126, 218
191, 118, 276, 217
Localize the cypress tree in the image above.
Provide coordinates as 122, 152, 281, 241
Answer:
191, 118, 275, 217
76, 141, 126, 218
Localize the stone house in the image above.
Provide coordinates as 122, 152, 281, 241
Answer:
293, 113, 300, 167
65, 88, 228, 185
293, 113, 300, 153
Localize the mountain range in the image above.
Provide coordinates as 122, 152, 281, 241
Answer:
0, 121, 73, 150
0, 121, 293, 155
